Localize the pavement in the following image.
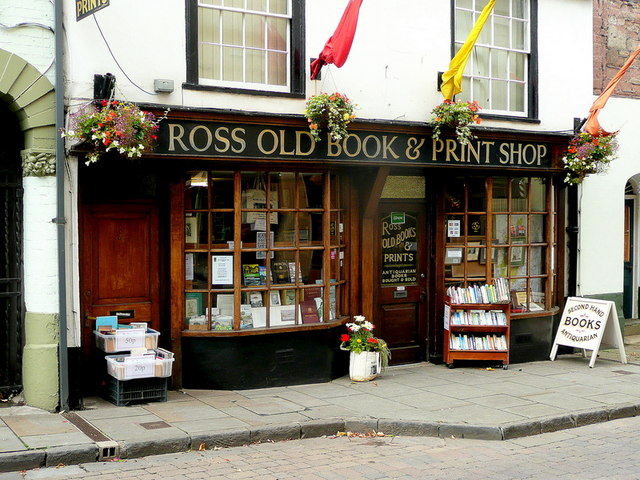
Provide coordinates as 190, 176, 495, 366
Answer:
2, 337, 640, 474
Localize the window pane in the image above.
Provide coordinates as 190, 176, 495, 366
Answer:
211, 172, 234, 208
247, 0, 266, 11
246, 49, 265, 83
511, 177, 528, 207
492, 177, 508, 212
446, 180, 466, 212
473, 47, 490, 76
301, 173, 323, 208
457, 0, 472, 8
246, 14, 265, 48
185, 171, 209, 209
530, 246, 545, 275
222, 46, 243, 81
267, 51, 287, 85
473, 78, 490, 105
186, 252, 209, 289
512, 19, 526, 50
199, 44, 220, 80
186, 212, 208, 247
456, 10, 474, 42
494, 16, 510, 48
199, 7, 220, 43
224, 0, 243, 7
267, 17, 287, 51
509, 82, 525, 112
491, 80, 508, 110
221, 11, 243, 46
510, 52, 525, 81
493, 215, 509, 243
467, 177, 487, 212
274, 212, 296, 247
492, 49, 508, 79
186, 292, 209, 330
211, 212, 234, 244
494, 1, 510, 16
201, 0, 222, 5
269, 0, 288, 14
530, 215, 545, 243
477, 13, 491, 44
531, 178, 546, 212
513, 0, 527, 20
510, 214, 527, 238
492, 247, 509, 278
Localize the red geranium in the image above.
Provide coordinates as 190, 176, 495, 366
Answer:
340, 334, 351, 342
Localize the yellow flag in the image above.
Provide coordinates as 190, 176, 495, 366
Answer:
441, 0, 496, 100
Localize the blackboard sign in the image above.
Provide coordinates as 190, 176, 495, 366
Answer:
380, 212, 418, 285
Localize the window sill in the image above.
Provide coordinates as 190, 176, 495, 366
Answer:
511, 306, 559, 319
182, 316, 349, 337
182, 82, 305, 99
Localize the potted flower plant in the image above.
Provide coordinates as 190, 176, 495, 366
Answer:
62, 100, 163, 165
429, 99, 481, 145
303, 92, 356, 142
340, 315, 390, 381
562, 130, 618, 184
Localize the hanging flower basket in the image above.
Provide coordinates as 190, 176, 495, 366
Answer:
303, 92, 356, 142
562, 130, 618, 185
62, 100, 162, 165
339, 315, 390, 380
429, 100, 481, 145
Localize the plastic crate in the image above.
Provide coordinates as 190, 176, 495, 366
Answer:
107, 376, 168, 407
94, 328, 160, 353
106, 349, 175, 380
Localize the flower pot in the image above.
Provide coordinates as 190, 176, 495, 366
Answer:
349, 351, 380, 382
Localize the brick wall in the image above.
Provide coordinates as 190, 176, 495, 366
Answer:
594, 0, 640, 97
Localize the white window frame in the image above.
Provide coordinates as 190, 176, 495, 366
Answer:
454, 0, 531, 117
197, 0, 292, 93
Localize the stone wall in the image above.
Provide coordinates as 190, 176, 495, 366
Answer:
594, 0, 640, 96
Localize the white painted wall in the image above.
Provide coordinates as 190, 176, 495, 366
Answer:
63, 0, 591, 136
23, 177, 59, 313
577, 96, 640, 297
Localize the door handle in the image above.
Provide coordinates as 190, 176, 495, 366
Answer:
84, 314, 97, 327
420, 289, 427, 301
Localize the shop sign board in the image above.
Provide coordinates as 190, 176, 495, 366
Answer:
380, 213, 418, 285
76, 0, 109, 21
155, 120, 556, 170
550, 297, 626, 367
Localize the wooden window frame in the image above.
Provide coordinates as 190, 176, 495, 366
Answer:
175, 168, 349, 336
442, 174, 558, 315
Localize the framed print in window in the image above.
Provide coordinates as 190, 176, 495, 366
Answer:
510, 237, 526, 267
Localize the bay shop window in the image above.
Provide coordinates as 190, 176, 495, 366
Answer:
183, 170, 347, 331
443, 175, 557, 313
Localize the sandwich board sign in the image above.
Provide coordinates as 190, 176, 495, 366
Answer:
550, 297, 626, 368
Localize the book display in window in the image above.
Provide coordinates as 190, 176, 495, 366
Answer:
443, 280, 511, 369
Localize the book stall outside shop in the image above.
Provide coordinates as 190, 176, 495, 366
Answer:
76, 107, 570, 392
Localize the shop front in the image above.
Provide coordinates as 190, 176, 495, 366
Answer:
75, 108, 568, 393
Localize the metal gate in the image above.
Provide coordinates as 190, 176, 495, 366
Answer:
0, 120, 24, 395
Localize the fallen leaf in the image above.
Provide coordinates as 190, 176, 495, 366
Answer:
198, 443, 206, 451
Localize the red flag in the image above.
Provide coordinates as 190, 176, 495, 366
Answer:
310, 0, 364, 80
584, 45, 640, 135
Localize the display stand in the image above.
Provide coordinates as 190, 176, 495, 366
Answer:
443, 299, 511, 369
550, 297, 626, 368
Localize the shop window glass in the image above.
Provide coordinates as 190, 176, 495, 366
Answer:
444, 175, 556, 313
191, 0, 304, 94
454, 0, 534, 118
184, 170, 346, 331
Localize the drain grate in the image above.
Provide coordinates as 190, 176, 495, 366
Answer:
63, 412, 121, 460
139, 421, 171, 430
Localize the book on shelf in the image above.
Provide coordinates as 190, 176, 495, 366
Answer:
281, 289, 296, 305
272, 262, 291, 284
450, 333, 507, 351
243, 264, 261, 286
446, 279, 511, 305
259, 266, 268, 285
300, 300, 320, 323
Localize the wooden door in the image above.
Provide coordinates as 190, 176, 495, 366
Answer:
376, 202, 428, 364
80, 204, 160, 359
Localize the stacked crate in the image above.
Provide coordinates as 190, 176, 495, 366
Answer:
94, 319, 174, 406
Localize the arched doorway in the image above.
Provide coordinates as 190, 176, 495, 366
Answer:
0, 101, 25, 395
624, 179, 639, 320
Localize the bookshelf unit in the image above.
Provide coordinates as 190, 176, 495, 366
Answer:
443, 299, 511, 369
